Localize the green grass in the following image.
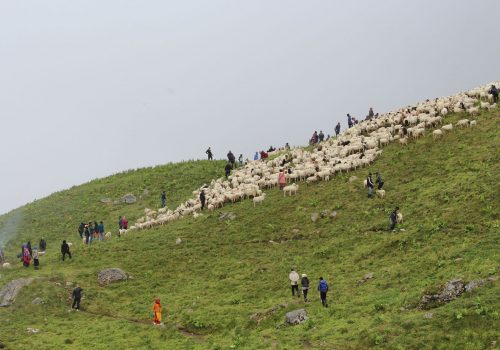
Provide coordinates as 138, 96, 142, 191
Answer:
0, 108, 499, 350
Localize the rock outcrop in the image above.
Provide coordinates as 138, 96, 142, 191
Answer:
97, 268, 128, 286
0, 278, 34, 307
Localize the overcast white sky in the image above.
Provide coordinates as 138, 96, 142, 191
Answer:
0, 0, 498, 215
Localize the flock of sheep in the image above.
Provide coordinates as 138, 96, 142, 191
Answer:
114, 82, 497, 237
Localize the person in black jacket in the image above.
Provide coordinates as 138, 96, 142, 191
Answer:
206, 147, 213, 160
61, 240, 71, 261
335, 122, 341, 137
489, 85, 499, 103
227, 151, 236, 169
72, 285, 83, 310
200, 190, 206, 210
84, 224, 90, 245
78, 223, 84, 238
301, 274, 310, 302
225, 162, 232, 178
376, 172, 384, 190
366, 173, 374, 198
39, 237, 47, 252
161, 191, 166, 208
389, 207, 399, 231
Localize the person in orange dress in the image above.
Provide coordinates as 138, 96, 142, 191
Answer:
152, 298, 162, 325
278, 169, 286, 190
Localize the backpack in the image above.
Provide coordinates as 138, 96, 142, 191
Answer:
319, 280, 328, 292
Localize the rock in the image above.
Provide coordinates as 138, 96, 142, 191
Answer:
330, 211, 337, 220
320, 209, 331, 218
97, 268, 128, 286
420, 279, 467, 309
27, 327, 40, 334
424, 312, 433, 319
32, 297, 43, 305
311, 213, 319, 223
121, 194, 137, 204
143, 189, 150, 196
0, 278, 34, 307
175, 238, 182, 245
100, 198, 112, 204
357, 272, 374, 285
219, 212, 236, 221
285, 308, 309, 325
348, 176, 358, 183
464, 280, 485, 292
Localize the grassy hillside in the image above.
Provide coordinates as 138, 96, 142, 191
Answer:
0, 108, 499, 350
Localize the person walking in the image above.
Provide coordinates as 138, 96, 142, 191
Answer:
206, 147, 213, 160
318, 277, 329, 307
227, 151, 236, 169
289, 269, 300, 298
254, 152, 259, 161
161, 191, 166, 208
238, 154, 243, 167
39, 237, 46, 252
367, 173, 374, 198
61, 240, 72, 261
225, 162, 232, 178
301, 274, 310, 302
99, 221, 105, 241
78, 223, 84, 239
278, 169, 286, 190
347, 114, 353, 128
376, 172, 384, 190
200, 190, 206, 210
121, 216, 128, 230
318, 130, 325, 142
72, 285, 83, 310
335, 122, 341, 137
389, 207, 399, 231
84, 224, 90, 244
152, 298, 162, 325
489, 85, 499, 103
368, 107, 374, 119
22, 245, 31, 267
32, 246, 40, 270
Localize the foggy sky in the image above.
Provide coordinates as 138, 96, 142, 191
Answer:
1, 0, 499, 215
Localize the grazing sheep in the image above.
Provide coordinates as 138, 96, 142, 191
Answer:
456, 119, 470, 128
469, 120, 477, 127
399, 137, 408, 146
467, 107, 479, 116
283, 183, 299, 197
253, 193, 266, 207
441, 124, 453, 132
67, 242, 73, 247
396, 212, 404, 224
432, 129, 443, 139
376, 189, 386, 199
440, 107, 448, 116
2, 262, 11, 268
105, 232, 112, 239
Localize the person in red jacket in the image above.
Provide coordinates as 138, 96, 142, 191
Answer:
121, 216, 128, 230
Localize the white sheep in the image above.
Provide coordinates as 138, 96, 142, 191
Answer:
376, 189, 386, 199
432, 129, 443, 139
441, 124, 453, 132
105, 232, 112, 239
283, 183, 299, 197
2, 262, 11, 268
253, 193, 266, 207
399, 137, 408, 146
469, 120, 477, 127
396, 212, 404, 224
456, 119, 470, 128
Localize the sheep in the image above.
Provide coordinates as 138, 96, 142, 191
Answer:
399, 137, 408, 146
469, 120, 477, 127
376, 189, 386, 199
440, 107, 448, 116
2, 262, 11, 268
467, 107, 479, 116
283, 183, 299, 197
396, 212, 404, 224
441, 124, 453, 132
105, 232, 112, 239
456, 119, 470, 128
68, 242, 73, 247
306, 175, 318, 184
253, 193, 266, 207
432, 129, 443, 139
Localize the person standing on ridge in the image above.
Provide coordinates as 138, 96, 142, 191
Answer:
318, 277, 329, 307
224, 162, 232, 178
368, 107, 374, 119
389, 207, 399, 231
238, 154, 243, 167
200, 190, 206, 210
318, 130, 325, 142
301, 273, 310, 302
61, 240, 71, 261
347, 114, 353, 128
161, 191, 166, 208
335, 122, 341, 137
227, 150, 236, 169
289, 269, 300, 298
489, 85, 499, 103
72, 285, 83, 310
254, 152, 259, 161
206, 147, 213, 160
367, 173, 374, 198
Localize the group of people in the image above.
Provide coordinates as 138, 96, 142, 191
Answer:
78, 221, 106, 244
366, 172, 384, 198
289, 270, 330, 307
19, 238, 46, 269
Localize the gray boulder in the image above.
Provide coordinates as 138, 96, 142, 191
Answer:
310, 213, 319, 223
97, 268, 128, 286
32, 297, 43, 305
285, 308, 309, 325
121, 194, 137, 204
100, 198, 112, 204
0, 278, 34, 307
465, 279, 485, 292
420, 279, 467, 309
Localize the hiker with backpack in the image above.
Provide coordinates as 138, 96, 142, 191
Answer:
376, 172, 384, 190
72, 285, 83, 310
301, 274, 310, 302
289, 269, 300, 297
318, 277, 329, 307
61, 240, 72, 261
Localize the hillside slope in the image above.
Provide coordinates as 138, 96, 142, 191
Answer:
0, 108, 499, 350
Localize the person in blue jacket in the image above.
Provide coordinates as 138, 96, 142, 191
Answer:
318, 277, 329, 307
